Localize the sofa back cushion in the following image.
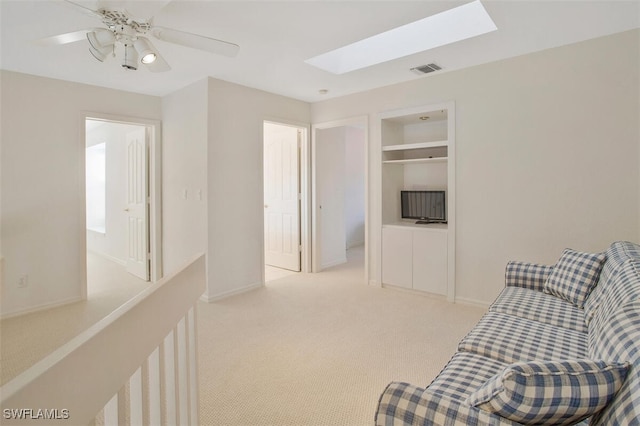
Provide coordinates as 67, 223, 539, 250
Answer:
543, 248, 606, 308
585, 241, 640, 326
589, 259, 640, 350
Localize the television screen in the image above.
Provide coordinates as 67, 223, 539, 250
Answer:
401, 190, 446, 223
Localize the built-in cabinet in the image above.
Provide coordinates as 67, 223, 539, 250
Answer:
380, 102, 455, 301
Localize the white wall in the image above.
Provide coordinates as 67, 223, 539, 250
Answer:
345, 126, 366, 248
344, 126, 365, 248
161, 80, 208, 277
311, 29, 640, 305
0, 71, 161, 317
86, 121, 142, 265
205, 78, 310, 300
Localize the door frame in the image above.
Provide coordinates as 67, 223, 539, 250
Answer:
80, 112, 162, 299
262, 118, 310, 275
311, 115, 369, 276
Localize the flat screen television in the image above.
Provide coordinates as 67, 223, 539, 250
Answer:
401, 190, 447, 224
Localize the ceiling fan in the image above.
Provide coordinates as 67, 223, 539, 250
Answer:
36, 0, 240, 72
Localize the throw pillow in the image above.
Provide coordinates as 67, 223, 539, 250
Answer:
544, 248, 606, 308
467, 359, 629, 425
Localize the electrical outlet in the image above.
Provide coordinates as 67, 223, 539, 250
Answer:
17, 274, 28, 288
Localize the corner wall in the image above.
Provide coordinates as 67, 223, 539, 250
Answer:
204, 78, 310, 301
161, 80, 208, 277
0, 71, 161, 317
311, 29, 640, 305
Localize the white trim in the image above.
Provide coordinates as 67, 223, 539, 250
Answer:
321, 256, 348, 270
311, 115, 369, 278
200, 281, 263, 303
0, 296, 83, 319
80, 112, 163, 298
87, 249, 127, 267
453, 296, 491, 309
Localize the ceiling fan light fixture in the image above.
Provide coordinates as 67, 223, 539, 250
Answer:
134, 38, 157, 64
88, 45, 111, 62
122, 44, 138, 70
87, 29, 115, 50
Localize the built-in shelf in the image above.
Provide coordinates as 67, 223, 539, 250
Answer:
380, 101, 455, 302
383, 157, 447, 165
382, 140, 448, 151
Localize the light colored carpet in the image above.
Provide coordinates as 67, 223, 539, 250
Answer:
197, 246, 486, 426
1, 247, 487, 425
0, 252, 150, 385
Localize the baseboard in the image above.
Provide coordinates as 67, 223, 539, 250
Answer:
382, 283, 448, 301
88, 250, 126, 266
1, 296, 84, 319
321, 256, 347, 270
200, 281, 264, 303
453, 296, 491, 309
368, 279, 381, 288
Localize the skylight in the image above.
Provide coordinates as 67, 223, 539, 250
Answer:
305, 0, 497, 74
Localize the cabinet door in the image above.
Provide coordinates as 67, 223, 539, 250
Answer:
382, 227, 412, 289
413, 230, 447, 295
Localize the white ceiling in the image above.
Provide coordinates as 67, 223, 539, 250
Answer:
1, 0, 639, 103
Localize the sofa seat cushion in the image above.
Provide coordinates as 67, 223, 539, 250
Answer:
467, 359, 630, 425
427, 351, 508, 402
544, 248, 606, 308
458, 312, 588, 364
490, 287, 587, 333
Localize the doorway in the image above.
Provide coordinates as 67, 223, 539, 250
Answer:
263, 121, 309, 282
312, 117, 368, 276
82, 113, 162, 298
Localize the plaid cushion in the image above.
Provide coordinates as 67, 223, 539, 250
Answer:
467, 359, 630, 425
375, 382, 521, 425
427, 351, 507, 401
543, 248, 606, 308
588, 301, 640, 424
505, 261, 554, 292
490, 287, 587, 332
585, 241, 640, 326
458, 312, 588, 363
589, 260, 640, 350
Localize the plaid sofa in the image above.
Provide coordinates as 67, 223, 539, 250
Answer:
376, 241, 640, 425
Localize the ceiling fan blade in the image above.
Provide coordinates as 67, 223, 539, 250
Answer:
151, 27, 239, 58
63, 0, 103, 19
34, 29, 93, 46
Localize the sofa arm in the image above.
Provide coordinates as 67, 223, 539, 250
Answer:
504, 261, 554, 292
375, 382, 519, 426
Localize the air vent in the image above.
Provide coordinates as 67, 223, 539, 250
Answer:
410, 63, 442, 75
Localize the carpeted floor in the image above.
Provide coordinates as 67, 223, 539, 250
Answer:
197, 246, 486, 425
0, 252, 150, 385
0, 247, 486, 425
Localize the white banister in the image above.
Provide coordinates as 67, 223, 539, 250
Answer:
1, 254, 206, 425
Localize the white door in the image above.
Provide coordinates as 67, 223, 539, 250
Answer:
125, 127, 150, 281
315, 127, 347, 270
264, 123, 301, 272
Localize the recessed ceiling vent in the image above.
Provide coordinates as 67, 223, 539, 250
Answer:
410, 63, 442, 75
